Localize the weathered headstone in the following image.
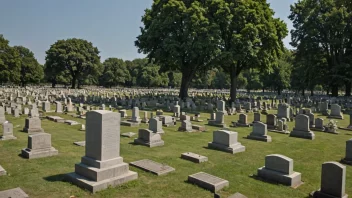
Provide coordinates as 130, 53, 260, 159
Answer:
247, 122, 272, 142
341, 139, 352, 165
328, 104, 344, 119
188, 172, 229, 193
149, 118, 164, 134
257, 154, 302, 188
134, 129, 164, 147
289, 114, 315, 140
22, 117, 44, 133
21, 133, 58, 159
311, 162, 348, 198
0, 122, 16, 140
66, 110, 138, 193
208, 130, 245, 154
178, 120, 193, 132
130, 159, 174, 175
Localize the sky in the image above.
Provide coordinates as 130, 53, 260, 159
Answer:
0, 0, 297, 64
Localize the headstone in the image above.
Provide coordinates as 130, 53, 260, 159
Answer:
289, 114, 315, 140
311, 162, 348, 198
328, 104, 344, 119
42, 101, 51, 112
188, 172, 229, 193
253, 113, 261, 123
142, 111, 149, 123
178, 120, 193, 132
149, 118, 164, 134
22, 117, 44, 133
341, 139, 352, 165
314, 118, 325, 131
0, 107, 5, 124
55, 101, 63, 113
0, 165, 6, 176
0, 187, 29, 198
131, 107, 141, 123
257, 154, 302, 188
66, 110, 138, 193
247, 122, 272, 142
21, 133, 58, 159
134, 129, 164, 147
208, 130, 245, 154
0, 122, 16, 140
266, 114, 277, 129
278, 103, 290, 121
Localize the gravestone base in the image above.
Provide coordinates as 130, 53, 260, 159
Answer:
66, 170, 137, 193
181, 152, 208, 163
257, 167, 302, 188
327, 115, 344, 120
208, 142, 245, 154
120, 121, 140, 127
341, 158, 352, 165
247, 134, 272, 142
269, 129, 290, 134
134, 138, 164, 148
289, 129, 315, 140
22, 127, 44, 134
0, 135, 17, 140
121, 132, 136, 138
208, 120, 226, 128
21, 147, 58, 159
310, 190, 348, 198
324, 128, 339, 134
338, 126, 352, 131
231, 122, 250, 127
0, 165, 6, 176
192, 125, 206, 132
178, 127, 193, 132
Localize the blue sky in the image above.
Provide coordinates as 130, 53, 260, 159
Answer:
0, 0, 297, 64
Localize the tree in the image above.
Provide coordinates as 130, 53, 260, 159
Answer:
100, 58, 130, 88
208, 0, 288, 101
45, 38, 101, 89
140, 64, 168, 88
13, 46, 43, 87
136, 0, 220, 99
0, 35, 21, 84
290, 0, 352, 96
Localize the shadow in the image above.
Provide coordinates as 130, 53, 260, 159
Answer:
128, 142, 139, 146
345, 133, 352, 136
249, 174, 281, 186
43, 173, 67, 182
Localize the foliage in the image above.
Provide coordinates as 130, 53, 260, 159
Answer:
100, 58, 130, 87
13, 46, 44, 86
0, 35, 21, 84
45, 38, 102, 88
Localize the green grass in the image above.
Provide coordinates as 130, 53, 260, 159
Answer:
0, 110, 351, 198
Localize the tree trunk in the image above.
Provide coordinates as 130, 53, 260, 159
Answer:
277, 88, 281, 95
230, 66, 237, 102
345, 81, 351, 96
179, 72, 191, 99
310, 89, 314, 96
301, 89, 305, 96
71, 75, 76, 89
331, 85, 338, 97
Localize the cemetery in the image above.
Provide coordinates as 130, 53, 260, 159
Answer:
0, 88, 351, 197
1, 0, 352, 197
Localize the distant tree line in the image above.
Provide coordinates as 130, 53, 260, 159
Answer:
0, 0, 351, 98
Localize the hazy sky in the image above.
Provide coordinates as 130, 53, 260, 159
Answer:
0, 0, 297, 64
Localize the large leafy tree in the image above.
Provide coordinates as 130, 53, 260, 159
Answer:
290, 0, 352, 96
136, 0, 220, 99
13, 46, 43, 87
100, 58, 130, 87
208, 0, 288, 101
0, 35, 21, 84
45, 38, 101, 89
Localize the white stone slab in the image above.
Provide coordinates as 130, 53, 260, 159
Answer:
188, 172, 229, 192
130, 159, 175, 175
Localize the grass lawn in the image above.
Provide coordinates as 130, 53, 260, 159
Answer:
0, 109, 351, 198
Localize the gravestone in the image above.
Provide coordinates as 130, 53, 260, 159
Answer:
23, 117, 44, 133
130, 159, 174, 175
247, 122, 272, 142
341, 139, 352, 165
0, 165, 6, 176
328, 104, 344, 119
29, 108, 39, 117
0, 122, 16, 140
66, 110, 138, 193
178, 120, 193, 132
181, 152, 208, 163
149, 118, 164, 134
12, 108, 19, 117
314, 118, 325, 131
290, 114, 315, 140
208, 130, 245, 154
131, 107, 141, 123
188, 172, 229, 193
270, 118, 289, 134
55, 101, 63, 113
257, 154, 302, 188
266, 114, 277, 129
134, 129, 164, 147
278, 103, 290, 121
21, 133, 58, 159
0, 107, 6, 124
142, 111, 149, 123
0, 188, 29, 198
311, 162, 348, 198
233, 114, 250, 127
173, 101, 181, 117
253, 113, 261, 123
42, 101, 51, 112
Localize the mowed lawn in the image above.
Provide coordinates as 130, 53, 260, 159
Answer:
0, 109, 351, 198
